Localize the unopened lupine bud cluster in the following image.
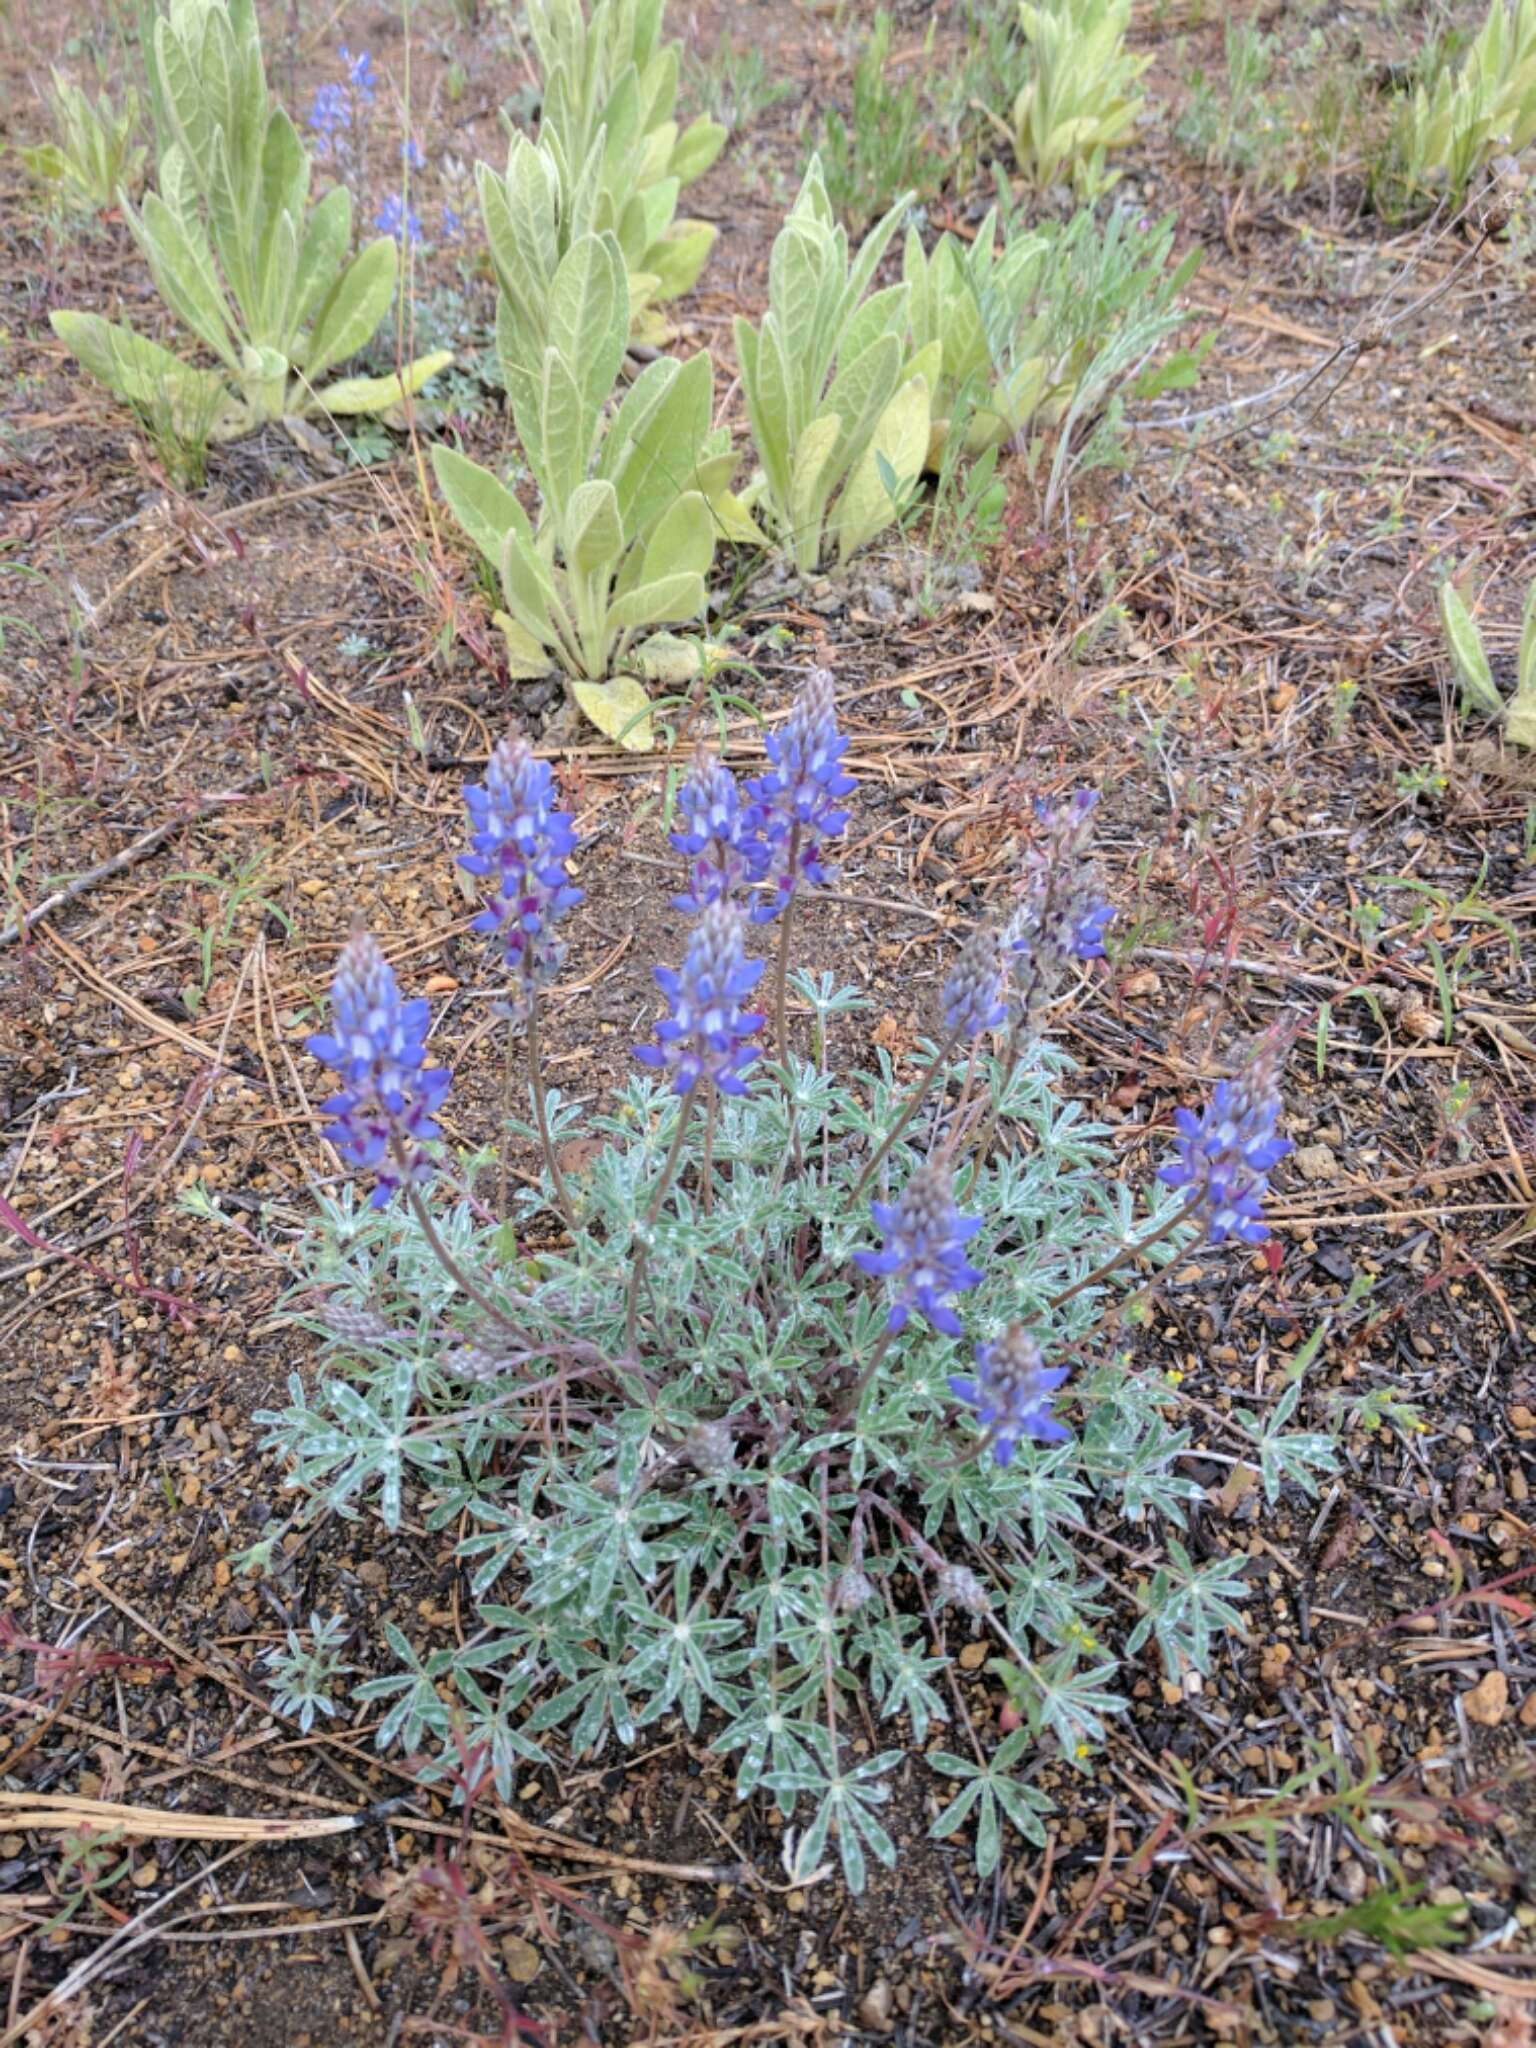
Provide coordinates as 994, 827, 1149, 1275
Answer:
942, 924, 1008, 1041
854, 1160, 984, 1336
949, 1324, 1071, 1466
305, 930, 450, 1208
460, 734, 583, 1020
1005, 789, 1114, 1033
1159, 1030, 1291, 1246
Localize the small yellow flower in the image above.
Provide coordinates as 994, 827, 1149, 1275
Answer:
1165, 1368, 1185, 1387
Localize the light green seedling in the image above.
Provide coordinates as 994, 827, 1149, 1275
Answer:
433, 229, 724, 747
734, 157, 935, 574
527, 0, 726, 340
50, 0, 449, 445
1011, 0, 1148, 199
21, 71, 147, 212
1440, 575, 1536, 746
1395, 0, 1536, 205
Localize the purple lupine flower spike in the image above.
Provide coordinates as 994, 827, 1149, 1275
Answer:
746, 667, 855, 923
306, 930, 450, 1208
942, 925, 1007, 1040
949, 1326, 1070, 1466
634, 900, 765, 1096
375, 193, 423, 245
852, 1161, 983, 1336
1005, 788, 1114, 1032
670, 746, 765, 914
1157, 1031, 1291, 1246
460, 733, 583, 1019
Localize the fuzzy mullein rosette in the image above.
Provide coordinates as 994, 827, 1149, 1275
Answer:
460, 733, 584, 1019
305, 930, 450, 1206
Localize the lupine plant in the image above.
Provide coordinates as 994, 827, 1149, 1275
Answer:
262, 670, 1328, 1891
50, 0, 449, 443
735, 157, 937, 573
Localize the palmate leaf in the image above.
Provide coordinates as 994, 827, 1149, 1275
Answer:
930, 1730, 1053, 1878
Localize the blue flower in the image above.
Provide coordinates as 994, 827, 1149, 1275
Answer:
461, 733, 583, 1018
670, 746, 765, 914
634, 900, 765, 1096
745, 667, 855, 922
306, 930, 450, 1208
942, 925, 1007, 1040
375, 192, 423, 245
950, 1326, 1070, 1466
308, 81, 350, 140
440, 204, 464, 242
1005, 787, 1113, 1028
402, 136, 426, 170
341, 46, 377, 100
853, 1162, 983, 1336
1157, 1036, 1290, 1245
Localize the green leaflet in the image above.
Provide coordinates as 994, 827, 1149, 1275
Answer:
54, 0, 450, 444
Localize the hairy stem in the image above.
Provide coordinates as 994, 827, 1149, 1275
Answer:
398, 1151, 534, 1345
848, 1030, 961, 1209
527, 997, 576, 1235
701, 1081, 716, 1217
1046, 1192, 1204, 1314
623, 1090, 698, 1354
771, 836, 801, 1077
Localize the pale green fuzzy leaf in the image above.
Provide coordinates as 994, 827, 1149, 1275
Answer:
566, 479, 626, 580
606, 567, 706, 630
548, 231, 628, 431
431, 443, 527, 567
606, 352, 712, 539
820, 330, 904, 487
573, 674, 654, 750
634, 630, 701, 683
48, 310, 230, 432
787, 411, 843, 568
1519, 580, 1536, 704
312, 350, 452, 416
205, 125, 254, 323
292, 185, 353, 331
302, 237, 397, 385
539, 346, 592, 525
1439, 579, 1502, 718
644, 220, 715, 302
499, 537, 563, 659
639, 488, 714, 587
493, 610, 555, 678
837, 374, 931, 562
669, 114, 726, 183
131, 190, 236, 363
